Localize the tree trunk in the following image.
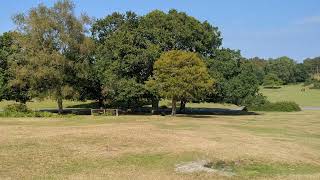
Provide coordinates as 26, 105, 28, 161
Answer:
171, 98, 177, 116
180, 100, 186, 113
57, 97, 63, 114
151, 98, 159, 114
98, 98, 104, 108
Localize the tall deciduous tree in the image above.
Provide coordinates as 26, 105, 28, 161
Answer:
146, 50, 214, 115
9, 0, 94, 113
92, 10, 222, 110
206, 48, 260, 105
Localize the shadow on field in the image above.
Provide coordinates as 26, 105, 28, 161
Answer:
41, 105, 259, 116
174, 108, 259, 116
125, 107, 259, 118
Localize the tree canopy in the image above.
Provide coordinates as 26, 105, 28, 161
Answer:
263, 73, 283, 88
9, 0, 94, 113
92, 9, 222, 109
147, 50, 213, 115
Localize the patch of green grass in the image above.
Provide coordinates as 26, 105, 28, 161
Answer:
236, 162, 320, 177
151, 121, 201, 130
112, 151, 203, 170
261, 84, 320, 106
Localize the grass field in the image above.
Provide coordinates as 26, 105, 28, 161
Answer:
261, 84, 320, 107
1, 111, 320, 179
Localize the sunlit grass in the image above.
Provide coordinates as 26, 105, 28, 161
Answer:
1, 111, 320, 179
261, 84, 320, 106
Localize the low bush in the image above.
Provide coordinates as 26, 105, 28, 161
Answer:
1, 103, 57, 117
3, 103, 31, 113
241, 94, 268, 108
0, 111, 57, 118
248, 101, 301, 112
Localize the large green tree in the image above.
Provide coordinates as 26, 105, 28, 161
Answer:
9, 0, 94, 113
146, 50, 213, 115
92, 10, 221, 109
206, 49, 260, 105
265, 56, 296, 84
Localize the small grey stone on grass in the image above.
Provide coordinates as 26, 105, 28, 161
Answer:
175, 160, 236, 177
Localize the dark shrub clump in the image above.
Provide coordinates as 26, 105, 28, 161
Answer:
248, 101, 301, 112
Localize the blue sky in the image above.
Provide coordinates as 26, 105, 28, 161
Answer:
1, 0, 320, 61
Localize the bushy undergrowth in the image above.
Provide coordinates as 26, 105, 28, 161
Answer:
248, 101, 301, 112
1, 103, 57, 117
0, 111, 57, 117
3, 103, 31, 113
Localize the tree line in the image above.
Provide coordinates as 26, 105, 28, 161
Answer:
0, 0, 318, 114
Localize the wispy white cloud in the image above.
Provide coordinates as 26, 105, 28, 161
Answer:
296, 16, 320, 25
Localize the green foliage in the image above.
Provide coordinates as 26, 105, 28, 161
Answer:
206, 49, 260, 105
140, 9, 222, 55
263, 73, 283, 88
248, 101, 301, 112
248, 57, 268, 84
147, 50, 213, 115
1, 103, 56, 117
9, 0, 94, 112
102, 73, 147, 108
241, 94, 268, 108
265, 57, 296, 84
294, 63, 309, 82
1, 32, 29, 102
0, 70, 6, 99
3, 103, 31, 113
93, 10, 221, 109
304, 57, 320, 75
0, 111, 57, 118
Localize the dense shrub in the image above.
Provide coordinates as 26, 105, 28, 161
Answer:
4, 103, 31, 113
1, 103, 57, 117
248, 101, 301, 112
0, 111, 57, 117
241, 94, 268, 108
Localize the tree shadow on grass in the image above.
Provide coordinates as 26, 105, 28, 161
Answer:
154, 107, 259, 116
66, 102, 100, 109
177, 115, 216, 118
41, 104, 260, 116
177, 108, 259, 116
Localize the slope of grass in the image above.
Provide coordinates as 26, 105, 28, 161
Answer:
1, 111, 320, 179
261, 84, 320, 106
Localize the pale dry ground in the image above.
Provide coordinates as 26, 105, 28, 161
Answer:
1, 111, 320, 179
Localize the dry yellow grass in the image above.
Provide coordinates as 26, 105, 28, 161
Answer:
1, 111, 320, 179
